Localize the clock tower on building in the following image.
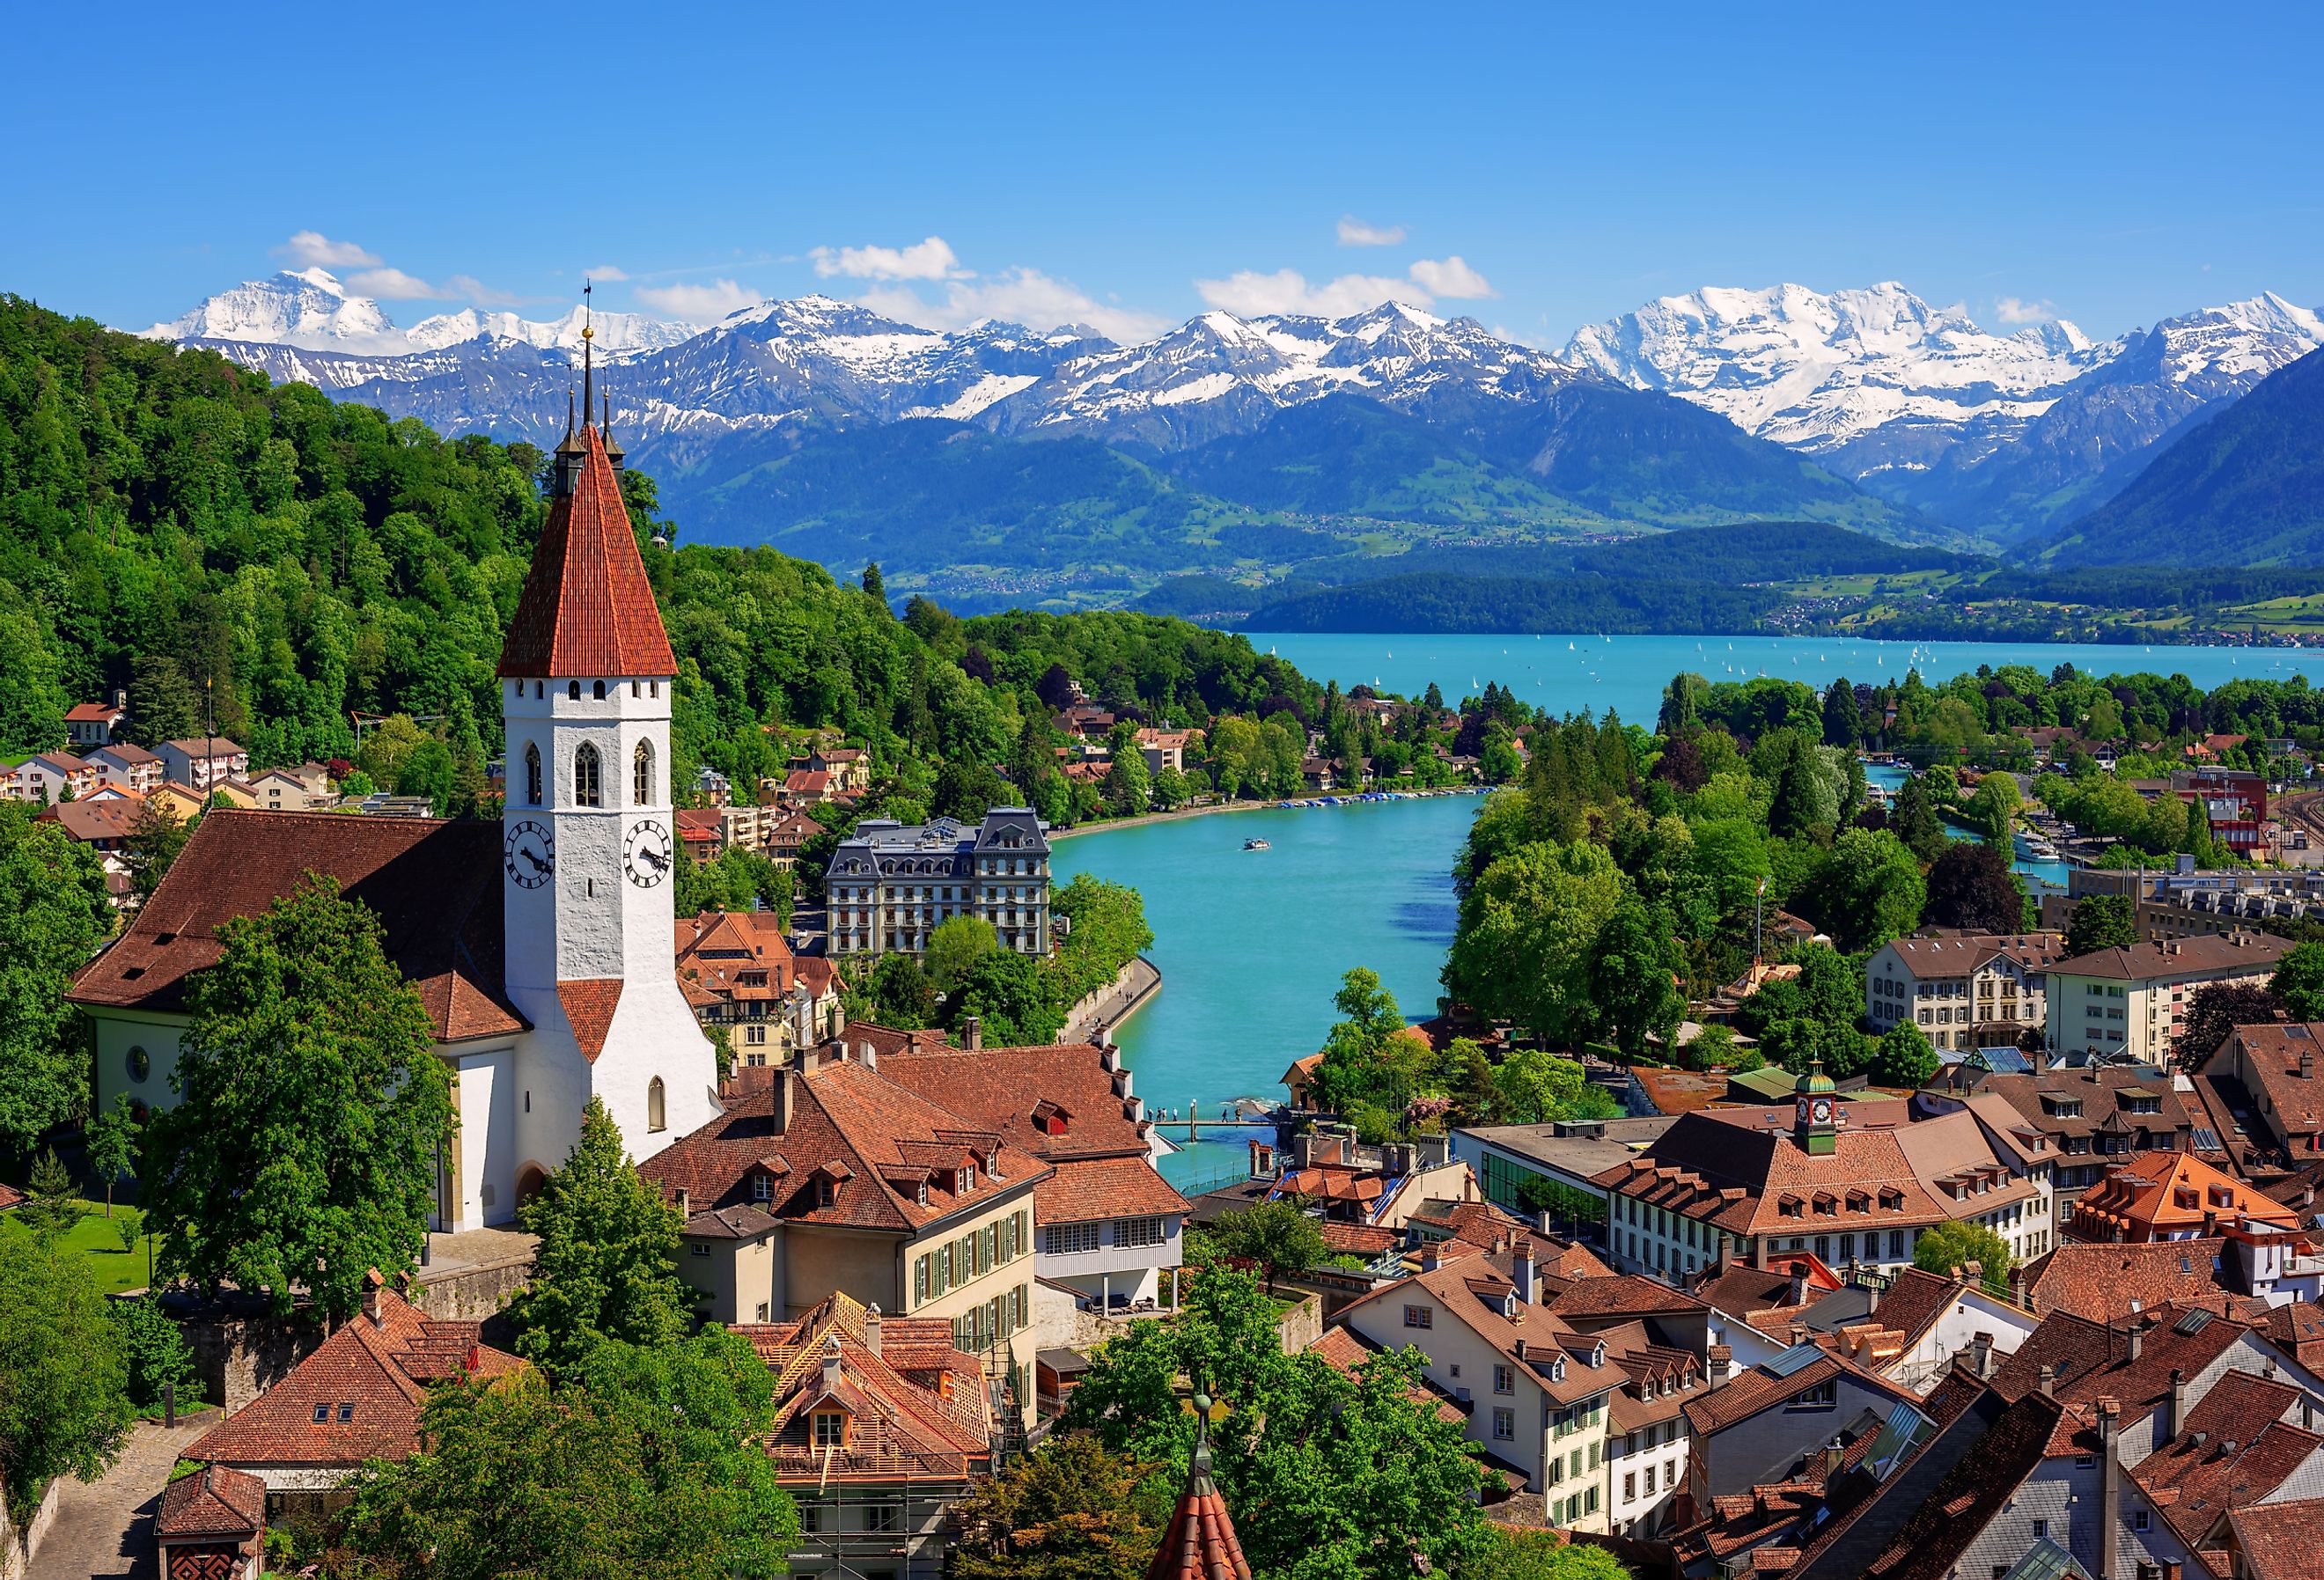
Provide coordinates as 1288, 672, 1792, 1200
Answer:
494, 333, 717, 1189
1793, 1060, 1838, 1156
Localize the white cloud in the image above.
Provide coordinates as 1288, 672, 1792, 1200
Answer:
634, 277, 765, 319
809, 236, 967, 282
584, 264, 630, 282
1195, 268, 1433, 319
1336, 216, 1407, 247
446, 275, 525, 307
278, 231, 381, 269
348, 267, 451, 300
1995, 295, 2058, 325
1408, 255, 1496, 299
855, 268, 1167, 346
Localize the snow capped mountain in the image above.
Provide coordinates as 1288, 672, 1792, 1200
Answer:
1567, 281, 2324, 537
144, 269, 404, 351
986, 301, 1580, 446
1565, 281, 2112, 470
143, 269, 698, 360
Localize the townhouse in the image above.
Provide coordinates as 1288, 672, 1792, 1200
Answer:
2046, 931, 2292, 1068
158, 735, 248, 792
1864, 930, 2066, 1055
1920, 1055, 2194, 1212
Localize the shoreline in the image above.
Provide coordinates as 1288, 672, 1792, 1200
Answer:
1049, 787, 1482, 843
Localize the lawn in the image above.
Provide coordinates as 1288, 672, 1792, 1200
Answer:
0, 1196, 157, 1295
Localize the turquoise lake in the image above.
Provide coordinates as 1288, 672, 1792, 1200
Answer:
1066, 633, 2310, 1186
1254, 632, 2324, 722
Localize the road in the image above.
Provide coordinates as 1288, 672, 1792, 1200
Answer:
33, 1415, 214, 1579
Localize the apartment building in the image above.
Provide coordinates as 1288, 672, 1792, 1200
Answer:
824, 807, 1052, 959
2047, 931, 2291, 1067
1864, 931, 2066, 1055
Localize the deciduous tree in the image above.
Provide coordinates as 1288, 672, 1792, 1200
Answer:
1201, 1202, 1328, 1296
142, 875, 453, 1322
1913, 1219, 2014, 1294
1923, 841, 2024, 934
0, 804, 114, 1154
0, 1234, 134, 1510
2064, 894, 2139, 958
952, 1432, 1164, 1580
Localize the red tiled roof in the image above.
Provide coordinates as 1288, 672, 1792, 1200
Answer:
188, 1285, 524, 1468
1147, 1416, 1254, 1580
496, 426, 675, 679
1309, 1326, 1466, 1424
741, 1294, 990, 1480
879, 1041, 1151, 1161
2017, 1238, 2233, 1319
1683, 1350, 1916, 1437
642, 1055, 1048, 1233
2228, 1498, 2324, 1580
156, 1462, 264, 1539
2132, 1371, 2321, 1554
65, 702, 123, 722
2070, 1150, 2299, 1241
1320, 1221, 1401, 1257
557, 979, 623, 1062
1035, 1156, 1189, 1224
66, 810, 525, 1042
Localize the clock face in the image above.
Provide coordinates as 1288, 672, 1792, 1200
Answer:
625, 819, 673, 887
1811, 1099, 1833, 1125
504, 819, 555, 888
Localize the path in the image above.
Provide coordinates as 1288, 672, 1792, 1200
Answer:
33, 1415, 214, 1580
1061, 956, 1160, 1044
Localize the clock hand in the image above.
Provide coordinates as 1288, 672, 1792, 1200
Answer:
644, 846, 670, 871
524, 848, 549, 873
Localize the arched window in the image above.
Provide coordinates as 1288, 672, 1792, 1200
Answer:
575, 744, 602, 808
525, 743, 542, 805
633, 740, 653, 806
646, 1076, 666, 1133
592, 680, 607, 700
568, 680, 580, 701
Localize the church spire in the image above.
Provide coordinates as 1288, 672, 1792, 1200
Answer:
580, 279, 595, 435
1146, 1384, 1253, 1580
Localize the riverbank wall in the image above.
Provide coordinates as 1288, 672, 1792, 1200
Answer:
1062, 955, 1161, 1044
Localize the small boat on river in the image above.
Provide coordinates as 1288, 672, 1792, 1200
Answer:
1243, 837, 1270, 851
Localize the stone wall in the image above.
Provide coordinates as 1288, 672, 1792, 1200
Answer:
410, 1246, 534, 1327
0, 1473, 61, 1580
1275, 1291, 1323, 1355
176, 1303, 327, 1415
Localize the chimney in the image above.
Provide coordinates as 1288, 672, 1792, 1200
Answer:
362, 1268, 386, 1327
1514, 1338, 1528, 1361
113, 687, 127, 710
1514, 1240, 1537, 1304
1788, 1268, 1808, 1307
1421, 1244, 1445, 1273
2039, 1363, 2056, 1398
1960, 1259, 1982, 1290
821, 1336, 842, 1393
1707, 1343, 1732, 1388
2097, 1397, 2122, 1580
776, 1062, 798, 1133
961, 1015, 982, 1052
2127, 1319, 2144, 1363
1099, 1040, 1122, 1073
1971, 1332, 1995, 1379
1537, 1209, 1557, 1238
2168, 1369, 2188, 1437
2302, 1050, 2315, 1081
864, 1304, 882, 1357
1716, 1237, 1732, 1276
858, 1037, 878, 1073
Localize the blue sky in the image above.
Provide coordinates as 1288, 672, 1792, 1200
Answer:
8, 2, 2321, 346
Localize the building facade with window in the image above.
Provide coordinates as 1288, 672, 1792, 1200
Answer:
1337, 1242, 1629, 1531
1592, 1074, 2056, 1285
640, 1042, 1050, 1424
742, 1292, 995, 1580
1864, 931, 2065, 1055
2045, 932, 2292, 1067
879, 1038, 1189, 1313
824, 809, 1052, 959
1919, 1058, 2195, 1216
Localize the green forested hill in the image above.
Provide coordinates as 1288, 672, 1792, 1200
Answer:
0, 297, 1322, 810
2044, 347, 2324, 567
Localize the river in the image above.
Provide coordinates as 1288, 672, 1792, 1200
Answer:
1070, 633, 2256, 1187
1254, 632, 2324, 722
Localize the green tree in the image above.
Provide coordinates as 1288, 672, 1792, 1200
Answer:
1060, 1266, 1489, 1580
333, 1329, 797, 1580
1588, 900, 1686, 1055
83, 1095, 140, 1216
2273, 944, 2324, 1022
1893, 774, 1945, 862
142, 875, 453, 1322
1965, 773, 2021, 844
505, 1097, 693, 1382
865, 952, 937, 1029
926, 914, 1001, 993
1469, 1530, 1632, 1580
16, 1146, 86, 1241
1871, 1021, 1939, 1088
1202, 1202, 1328, 1296
107, 1295, 203, 1411
2064, 894, 2139, 958
1913, 1219, 2014, 1294
1494, 1047, 1590, 1124
1103, 724, 1151, 816
1923, 841, 2025, 934
861, 562, 888, 606
0, 1233, 134, 1510
1445, 840, 1625, 1043
952, 1432, 1164, 1580
1820, 678, 1863, 748
952, 949, 1066, 1047
0, 804, 114, 1153
123, 801, 193, 910
1797, 828, 1925, 952
1767, 733, 1827, 840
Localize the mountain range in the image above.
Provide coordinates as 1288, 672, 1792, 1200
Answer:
134, 269, 2324, 602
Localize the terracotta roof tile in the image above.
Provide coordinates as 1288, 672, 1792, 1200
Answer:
156, 1463, 265, 1539
2017, 1238, 2233, 1319
556, 979, 623, 1062
2069, 1150, 2299, 1241
496, 427, 675, 679
1309, 1326, 1467, 1424
1035, 1156, 1190, 1224
2132, 1371, 2321, 1553
879, 1041, 1151, 1161
189, 1286, 524, 1468
2228, 1498, 2324, 1580
66, 810, 524, 1042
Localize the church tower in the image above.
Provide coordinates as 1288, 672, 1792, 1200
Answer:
1792, 1060, 1839, 1157
495, 327, 717, 1187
